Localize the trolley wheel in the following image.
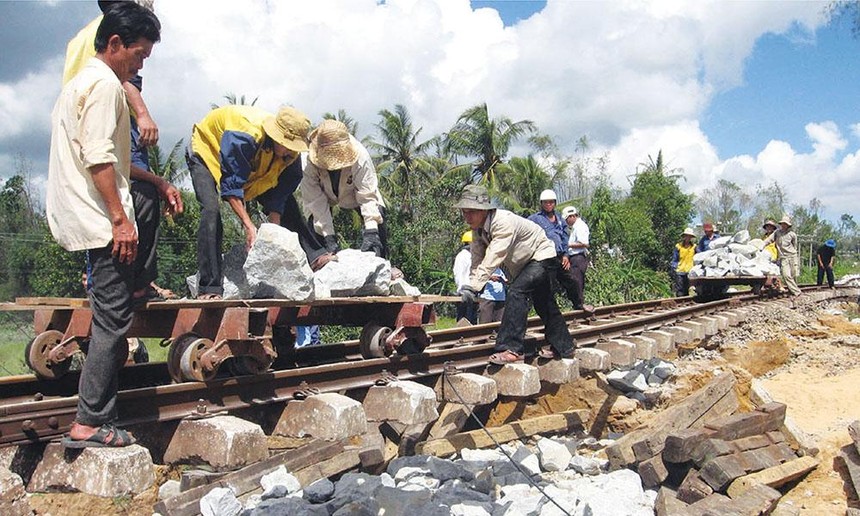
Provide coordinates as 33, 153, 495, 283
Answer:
25, 330, 71, 380
359, 324, 392, 359
167, 333, 216, 382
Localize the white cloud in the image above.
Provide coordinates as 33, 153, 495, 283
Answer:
2, 0, 853, 218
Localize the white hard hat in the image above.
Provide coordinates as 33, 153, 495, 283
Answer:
562, 206, 578, 219
539, 189, 557, 202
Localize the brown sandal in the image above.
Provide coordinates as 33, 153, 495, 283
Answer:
197, 293, 222, 301
488, 349, 524, 365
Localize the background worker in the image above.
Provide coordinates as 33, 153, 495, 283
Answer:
527, 190, 580, 308
562, 205, 592, 311
817, 239, 837, 289
671, 228, 696, 296
65, 0, 182, 303
456, 185, 573, 364
762, 215, 801, 297
478, 268, 507, 324
453, 230, 478, 324
697, 221, 719, 252
301, 120, 388, 260
761, 220, 779, 262
187, 105, 311, 300
48, 3, 162, 447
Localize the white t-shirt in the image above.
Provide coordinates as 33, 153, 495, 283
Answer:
568, 218, 590, 256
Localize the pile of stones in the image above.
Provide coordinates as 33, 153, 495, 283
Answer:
187, 223, 420, 300
605, 358, 677, 404
687, 230, 779, 279
198, 438, 657, 516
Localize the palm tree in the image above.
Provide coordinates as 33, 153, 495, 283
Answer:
444, 102, 536, 189
147, 138, 186, 184
367, 105, 436, 217
209, 93, 259, 110
495, 155, 554, 216
322, 109, 359, 136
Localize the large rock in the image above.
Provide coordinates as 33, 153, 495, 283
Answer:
0, 467, 31, 516
244, 223, 314, 300
274, 393, 367, 441
28, 443, 154, 497
552, 468, 653, 515
314, 249, 391, 298
163, 415, 268, 470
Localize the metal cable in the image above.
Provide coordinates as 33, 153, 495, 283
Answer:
441, 369, 574, 516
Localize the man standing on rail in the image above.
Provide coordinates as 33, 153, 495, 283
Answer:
47, 3, 162, 448
562, 205, 592, 311
762, 215, 801, 297
455, 185, 574, 365
527, 190, 580, 309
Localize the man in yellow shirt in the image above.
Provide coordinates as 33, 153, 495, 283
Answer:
671, 228, 696, 296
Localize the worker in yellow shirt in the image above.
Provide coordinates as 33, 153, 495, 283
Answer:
672, 228, 697, 296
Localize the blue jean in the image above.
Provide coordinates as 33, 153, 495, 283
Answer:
79, 245, 134, 426
495, 259, 573, 357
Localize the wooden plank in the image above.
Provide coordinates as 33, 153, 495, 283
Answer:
427, 402, 475, 441
726, 455, 819, 498
606, 373, 736, 470
750, 380, 819, 457
153, 439, 343, 516
293, 447, 361, 486
414, 409, 589, 457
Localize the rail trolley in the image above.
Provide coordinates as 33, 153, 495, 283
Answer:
1, 295, 454, 383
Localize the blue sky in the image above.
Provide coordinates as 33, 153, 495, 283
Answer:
0, 0, 858, 222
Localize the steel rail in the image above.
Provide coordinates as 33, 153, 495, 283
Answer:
0, 286, 833, 447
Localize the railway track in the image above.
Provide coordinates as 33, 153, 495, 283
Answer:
2, 286, 849, 449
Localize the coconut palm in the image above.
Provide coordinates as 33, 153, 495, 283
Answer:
367, 104, 436, 217
209, 92, 259, 110
444, 102, 536, 189
147, 138, 186, 184
494, 155, 555, 216
322, 109, 359, 136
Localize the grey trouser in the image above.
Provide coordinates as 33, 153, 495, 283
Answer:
78, 245, 134, 426
781, 255, 801, 296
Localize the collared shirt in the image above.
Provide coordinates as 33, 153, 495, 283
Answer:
763, 228, 798, 257
568, 217, 590, 255
527, 210, 568, 255
302, 135, 385, 236
697, 233, 719, 253
469, 209, 556, 292
673, 242, 695, 273
453, 246, 471, 291
47, 58, 133, 252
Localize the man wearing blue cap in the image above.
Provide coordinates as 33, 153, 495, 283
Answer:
816, 239, 837, 289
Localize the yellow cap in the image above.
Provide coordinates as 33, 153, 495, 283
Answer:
461, 230, 473, 243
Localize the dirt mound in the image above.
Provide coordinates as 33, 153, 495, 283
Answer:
721, 338, 791, 377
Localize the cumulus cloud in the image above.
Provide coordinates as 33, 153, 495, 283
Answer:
1, 0, 854, 218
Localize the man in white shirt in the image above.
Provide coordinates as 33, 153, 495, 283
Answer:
452, 230, 477, 323
47, 3, 163, 448
562, 206, 591, 311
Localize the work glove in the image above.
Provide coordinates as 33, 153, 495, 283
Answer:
360, 228, 384, 257
460, 285, 479, 305
323, 234, 340, 254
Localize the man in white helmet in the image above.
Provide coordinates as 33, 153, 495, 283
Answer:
527, 190, 583, 310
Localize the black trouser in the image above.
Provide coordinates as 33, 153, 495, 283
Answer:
553, 255, 580, 307
569, 253, 588, 308
495, 259, 573, 357
79, 245, 134, 426
131, 180, 160, 292
675, 272, 690, 297
456, 300, 478, 324
188, 151, 224, 296
817, 266, 834, 288
478, 299, 505, 324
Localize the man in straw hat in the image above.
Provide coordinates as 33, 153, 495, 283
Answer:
187, 105, 311, 300
301, 120, 388, 260
761, 219, 779, 262
455, 184, 574, 364
762, 214, 801, 296
671, 228, 697, 297
47, 2, 161, 448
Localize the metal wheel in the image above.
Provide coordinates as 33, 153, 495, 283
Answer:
25, 330, 71, 380
167, 333, 216, 383
359, 324, 392, 359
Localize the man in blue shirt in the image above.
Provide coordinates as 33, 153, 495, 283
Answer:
527, 190, 581, 309
697, 222, 719, 253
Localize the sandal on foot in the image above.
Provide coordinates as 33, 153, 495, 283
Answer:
310, 252, 338, 272
537, 347, 557, 359
62, 424, 136, 449
132, 286, 165, 308
488, 349, 524, 365
152, 284, 178, 300
197, 293, 223, 301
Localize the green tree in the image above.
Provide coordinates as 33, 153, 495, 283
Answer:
444, 103, 536, 188
697, 179, 752, 235
147, 138, 187, 184
209, 92, 259, 110
626, 151, 695, 269
367, 104, 436, 217
495, 155, 554, 216
322, 109, 360, 136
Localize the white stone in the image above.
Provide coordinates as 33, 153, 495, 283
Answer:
389, 277, 421, 296
363, 381, 439, 424
569, 454, 603, 476
260, 465, 301, 494
537, 437, 573, 472
200, 487, 242, 516
244, 223, 314, 300
313, 248, 391, 298
511, 445, 541, 476
552, 468, 653, 516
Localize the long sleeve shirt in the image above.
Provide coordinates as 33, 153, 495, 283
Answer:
527, 210, 568, 255
763, 228, 798, 258
47, 58, 133, 251
453, 246, 472, 292
301, 135, 385, 237
469, 209, 556, 292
